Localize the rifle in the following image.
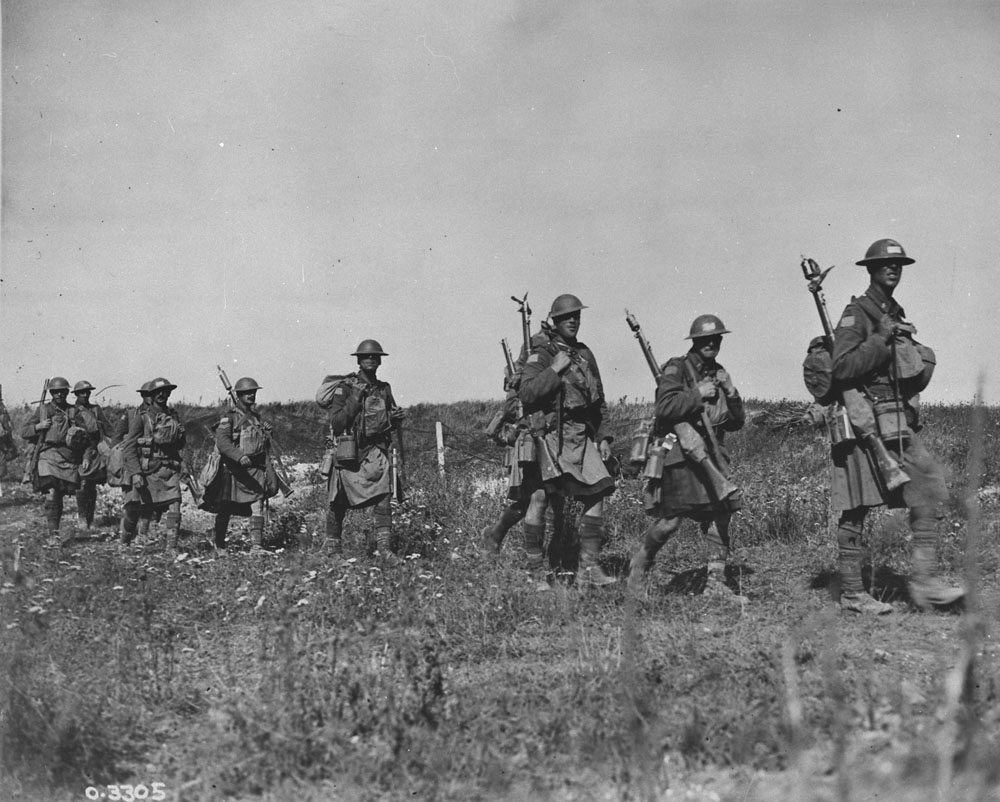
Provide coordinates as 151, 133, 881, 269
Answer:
800, 258, 909, 491
216, 365, 294, 497
511, 293, 531, 361
22, 379, 50, 484
502, 338, 516, 383
390, 435, 407, 504
625, 311, 738, 502
180, 460, 205, 507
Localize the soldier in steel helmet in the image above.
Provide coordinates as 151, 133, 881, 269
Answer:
628, 314, 748, 600
481, 325, 570, 588
829, 238, 962, 614
110, 381, 154, 547
122, 377, 187, 553
518, 294, 616, 587
315, 340, 406, 558
200, 376, 278, 553
71, 380, 111, 532
20, 377, 88, 547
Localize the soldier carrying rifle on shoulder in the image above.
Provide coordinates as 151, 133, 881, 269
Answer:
481, 294, 568, 589
200, 371, 283, 555
626, 313, 748, 601
822, 238, 963, 614
315, 340, 406, 560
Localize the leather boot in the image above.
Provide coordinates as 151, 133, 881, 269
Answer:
43, 499, 62, 549
577, 515, 615, 587
840, 591, 893, 615
213, 515, 229, 550
628, 544, 655, 592
909, 547, 964, 610
163, 512, 181, 554
480, 524, 502, 557
375, 527, 396, 562
703, 561, 749, 604
249, 515, 265, 556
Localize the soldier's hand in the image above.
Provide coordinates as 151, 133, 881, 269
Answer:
598, 438, 612, 461
875, 314, 897, 343
715, 370, 736, 395
390, 407, 406, 423
550, 351, 572, 374
238, 455, 252, 467
697, 379, 718, 400
34, 420, 52, 432
324, 436, 336, 450
132, 474, 146, 489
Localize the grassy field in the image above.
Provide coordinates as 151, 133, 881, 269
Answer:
1, 398, 998, 802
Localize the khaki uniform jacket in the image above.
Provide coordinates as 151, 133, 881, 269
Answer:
518, 332, 614, 498
202, 405, 277, 512
21, 401, 85, 489
322, 372, 397, 509
643, 351, 744, 520
122, 404, 187, 506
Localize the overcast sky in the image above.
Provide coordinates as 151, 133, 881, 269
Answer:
2, 1, 998, 409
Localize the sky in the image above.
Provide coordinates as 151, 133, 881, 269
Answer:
2, 1, 998, 409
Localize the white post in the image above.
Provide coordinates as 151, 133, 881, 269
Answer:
436, 421, 446, 476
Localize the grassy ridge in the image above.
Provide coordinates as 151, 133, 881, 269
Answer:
1, 399, 998, 801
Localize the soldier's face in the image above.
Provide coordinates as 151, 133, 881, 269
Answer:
869, 262, 904, 292
358, 355, 381, 372
238, 390, 257, 407
153, 390, 171, 406
74, 391, 91, 404
693, 335, 722, 361
553, 312, 581, 340
50, 389, 69, 407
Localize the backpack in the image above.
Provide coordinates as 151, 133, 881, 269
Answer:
106, 442, 128, 486
802, 335, 836, 405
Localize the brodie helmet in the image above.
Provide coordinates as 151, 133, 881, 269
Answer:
685, 314, 731, 340
137, 380, 154, 395
48, 377, 71, 392
548, 294, 587, 319
148, 377, 177, 394
856, 238, 914, 267
234, 377, 261, 393
352, 340, 388, 357
72, 380, 95, 394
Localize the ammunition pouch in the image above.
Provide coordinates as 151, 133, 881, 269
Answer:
238, 422, 268, 457
512, 430, 536, 464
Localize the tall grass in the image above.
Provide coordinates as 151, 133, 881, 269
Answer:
1, 398, 997, 800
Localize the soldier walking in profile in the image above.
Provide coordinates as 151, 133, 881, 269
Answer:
518, 294, 616, 588
316, 340, 405, 558
627, 315, 747, 600
200, 377, 278, 553
21, 376, 88, 547
482, 325, 569, 587
110, 381, 153, 547
122, 377, 187, 553
829, 238, 963, 614
71, 380, 110, 532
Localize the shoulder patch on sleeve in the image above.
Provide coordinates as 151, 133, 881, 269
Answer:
838, 314, 855, 328
661, 364, 680, 377
333, 386, 344, 395
527, 353, 540, 364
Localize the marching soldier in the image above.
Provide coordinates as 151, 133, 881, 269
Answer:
628, 315, 747, 600
315, 340, 405, 557
20, 377, 88, 547
200, 377, 278, 553
518, 294, 616, 587
482, 326, 570, 587
111, 381, 153, 547
122, 377, 187, 552
72, 380, 110, 531
829, 238, 963, 614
